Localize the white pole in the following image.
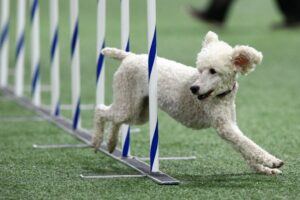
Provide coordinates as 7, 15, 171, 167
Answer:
121, 0, 130, 52
147, 0, 159, 172
30, 0, 41, 106
120, 0, 131, 157
96, 0, 105, 105
50, 0, 60, 116
70, 0, 81, 130
0, 0, 9, 87
15, 0, 26, 96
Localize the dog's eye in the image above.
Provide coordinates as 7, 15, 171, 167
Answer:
209, 68, 217, 74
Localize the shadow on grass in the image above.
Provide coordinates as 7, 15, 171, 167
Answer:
78, 153, 138, 175
81, 164, 137, 176
178, 173, 282, 188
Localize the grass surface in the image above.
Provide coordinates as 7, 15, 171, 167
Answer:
1, 0, 300, 199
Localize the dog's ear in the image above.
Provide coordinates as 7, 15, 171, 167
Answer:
202, 31, 218, 47
231, 45, 263, 75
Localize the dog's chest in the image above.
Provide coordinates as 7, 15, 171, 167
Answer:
154, 59, 212, 129
158, 88, 212, 129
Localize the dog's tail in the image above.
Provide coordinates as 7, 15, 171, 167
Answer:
101, 47, 132, 60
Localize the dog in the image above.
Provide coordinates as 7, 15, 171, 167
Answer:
92, 31, 284, 175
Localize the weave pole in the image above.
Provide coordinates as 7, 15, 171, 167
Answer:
49, 0, 60, 116
96, 0, 105, 105
0, 0, 9, 87
120, 0, 131, 157
70, 0, 81, 130
15, 0, 26, 96
147, 0, 159, 173
30, 0, 41, 106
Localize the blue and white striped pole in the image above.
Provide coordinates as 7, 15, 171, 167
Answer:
50, 0, 60, 116
147, 0, 159, 172
70, 0, 81, 130
96, 0, 105, 105
30, 0, 41, 106
0, 0, 9, 87
15, 0, 26, 96
120, 0, 131, 157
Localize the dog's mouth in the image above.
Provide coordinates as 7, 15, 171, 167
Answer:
197, 90, 214, 100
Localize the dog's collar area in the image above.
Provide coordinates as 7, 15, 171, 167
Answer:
216, 82, 236, 98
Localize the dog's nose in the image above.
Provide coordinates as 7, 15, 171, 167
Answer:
190, 86, 199, 94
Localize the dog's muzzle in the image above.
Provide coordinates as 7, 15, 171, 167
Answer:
197, 90, 214, 100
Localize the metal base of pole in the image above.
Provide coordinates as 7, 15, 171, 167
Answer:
33, 144, 90, 149
80, 174, 146, 179
138, 156, 196, 161
0, 87, 179, 185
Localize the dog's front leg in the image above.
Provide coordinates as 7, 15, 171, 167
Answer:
214, 120, 284, 175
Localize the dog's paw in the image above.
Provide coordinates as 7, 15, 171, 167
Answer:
107, 139, 117, 154
251, 163, 282, 175
248, 152, 284, 169
270, 158, 284, 169
260, 156, 284, 169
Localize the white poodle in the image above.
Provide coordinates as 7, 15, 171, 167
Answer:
92, 31, 284, 175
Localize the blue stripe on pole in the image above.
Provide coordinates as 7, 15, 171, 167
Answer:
31, 63, 40, 95
15, 33, 25, 59
122, 40, 130, 157
148, 28, 156, 80
50, 27, 58, 62
122, 127, 130, 157
71, 20, 79, 57
125, 39, 130, 52
0, 22, 9, 49
55, 101, 60, 116
30, 0, 38, 22
72, 98, 80, 130
150, 121, 159, 171
96, 42, 105, 83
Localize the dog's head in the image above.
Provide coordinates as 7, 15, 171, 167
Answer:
190, 31, 263, 100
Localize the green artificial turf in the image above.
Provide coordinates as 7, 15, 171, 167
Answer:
1, 0, 300, 199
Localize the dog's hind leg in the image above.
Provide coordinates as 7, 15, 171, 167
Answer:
92, 104, 113, 151
93, 63, 145, 153
92, 102, 133, 152
107, 122, 121, 153
103, 103, 132, 153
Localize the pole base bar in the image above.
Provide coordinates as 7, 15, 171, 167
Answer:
80, 174, 146, 179
0, 87, 179, 185
33, 144, 90, 149
138, 156, 196, 161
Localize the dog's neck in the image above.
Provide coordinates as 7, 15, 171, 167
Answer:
216, 82, 236, 98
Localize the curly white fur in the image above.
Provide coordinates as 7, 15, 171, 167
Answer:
92, 31, 283, 175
